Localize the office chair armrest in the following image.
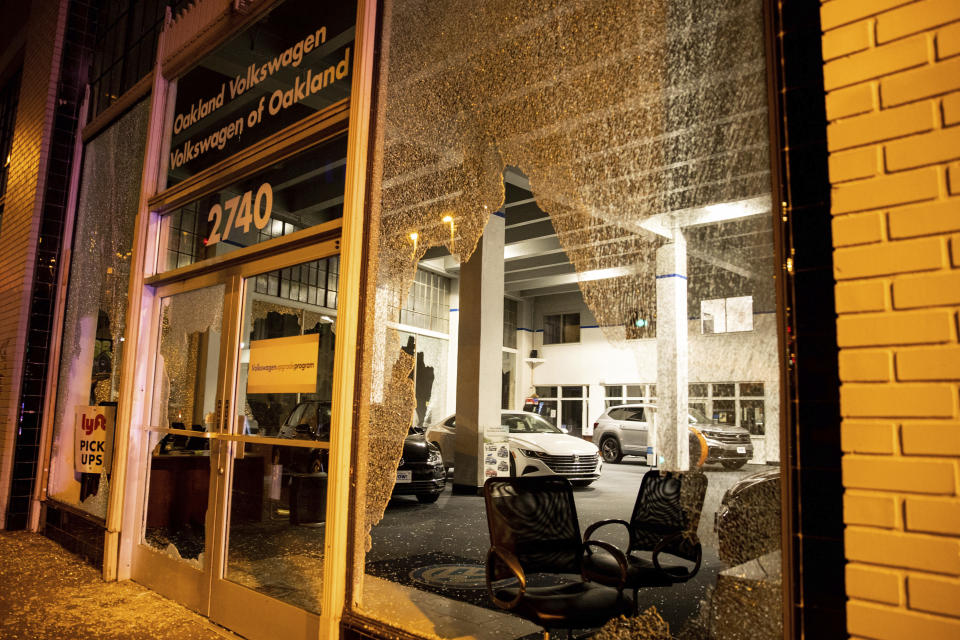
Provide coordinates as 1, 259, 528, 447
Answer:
582, 540, 629, 590
486, 546, 526, 610
652, 533, 702, 581
584, 518, 630, 545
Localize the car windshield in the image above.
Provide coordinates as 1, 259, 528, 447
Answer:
283, 402, 331, 436
503, 413, 563, 434
687, 407, 715, 425
283, 403, 311, 427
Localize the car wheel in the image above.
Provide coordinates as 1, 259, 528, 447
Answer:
417, 493, 440, 504
721, 459, 747, 470
600, 437, 623, 464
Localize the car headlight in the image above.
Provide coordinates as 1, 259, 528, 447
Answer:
427, 448, 442, 464
699, 431, 722, 445
518, 448, 543, 458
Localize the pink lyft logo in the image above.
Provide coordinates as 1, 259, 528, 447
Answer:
80, 413, 107, 436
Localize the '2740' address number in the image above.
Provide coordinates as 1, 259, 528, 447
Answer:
207, 182, 273, 246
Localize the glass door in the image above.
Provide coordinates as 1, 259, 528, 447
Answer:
208, 252, 340, 639
131, 241, 342, 640
132, 276, 230, 616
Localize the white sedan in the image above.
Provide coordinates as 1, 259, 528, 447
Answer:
425, 410, 602, 486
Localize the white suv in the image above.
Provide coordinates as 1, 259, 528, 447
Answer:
593, 404, 753, 470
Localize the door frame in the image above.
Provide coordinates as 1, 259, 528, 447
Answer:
129, 271, 235, 617
129, 239, 343, 639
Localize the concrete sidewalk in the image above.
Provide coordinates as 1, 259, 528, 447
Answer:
0, 531, 238, 640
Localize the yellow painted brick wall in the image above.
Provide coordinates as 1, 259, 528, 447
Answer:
822, 0, 960, 637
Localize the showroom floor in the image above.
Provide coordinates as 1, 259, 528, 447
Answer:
367, 460, 765, 638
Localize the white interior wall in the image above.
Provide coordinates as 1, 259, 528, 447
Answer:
528, 306, 780, 463
432, 281, 781, 464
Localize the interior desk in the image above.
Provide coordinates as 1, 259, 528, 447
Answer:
146, 452, 264, 529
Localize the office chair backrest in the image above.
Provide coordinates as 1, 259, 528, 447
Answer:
484, 476, 583, 577
628, 470, 707, 563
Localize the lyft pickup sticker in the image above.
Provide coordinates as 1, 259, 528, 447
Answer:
74, 405, 116, 473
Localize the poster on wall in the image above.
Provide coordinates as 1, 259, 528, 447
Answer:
482, 442, 510, 478
248, 333, 320, 394
74, 405, 116, 473
483, 418, 510, 478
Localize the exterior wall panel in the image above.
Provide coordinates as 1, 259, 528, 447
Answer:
822, 1, 960, 636
0, 0, 67, 528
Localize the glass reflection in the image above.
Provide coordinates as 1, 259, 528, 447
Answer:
160, 136, 347, 274
222, 258, 340, 613
356, 0, 783, 636
225, 441, 328, 614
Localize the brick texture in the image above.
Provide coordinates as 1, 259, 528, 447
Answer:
944, 92, 960, 125
843, 456, 956, 493
905, 497, 960, 535
825, 6, 960, 635
842, 421, 899, 454
907, 574, 960, 617
834, 236, 944, 279
839, 350, 893, 381
835, 279, 887, 313
888, 200, 960, 238
901, 420, 960, 456
0, 0, 67, 528
845, 491, 899, 526
827, 82, 876, 120
846, 564, 902, 605
848, 600, 960, 638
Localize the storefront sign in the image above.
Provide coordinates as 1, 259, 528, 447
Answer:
206, 182, 273, 246
167, 0, 356, 183
248, 333, 320, 394
74, 405, 116, 473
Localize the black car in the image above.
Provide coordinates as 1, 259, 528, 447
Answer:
392, 429, 446, 504
276, 401, 331, 474
277, 402, 445, 503
714, 467, 780, 566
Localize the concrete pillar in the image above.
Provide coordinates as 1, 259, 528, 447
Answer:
514, 300, 534, 408
453, 214, 506, 491
654, 233, 689, 471
445, 279, 459, 415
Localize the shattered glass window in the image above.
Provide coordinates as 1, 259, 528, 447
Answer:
46, 99, 149, 519
352, 0, 783, 637
143, 284, 225, 565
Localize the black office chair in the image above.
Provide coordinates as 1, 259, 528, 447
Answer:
483, 476, 631, 639
582, 469, 708, 614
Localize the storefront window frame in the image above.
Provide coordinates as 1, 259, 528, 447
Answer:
339, 0, 804, 637
104, 2, 377, 637
133, 103, 356, 635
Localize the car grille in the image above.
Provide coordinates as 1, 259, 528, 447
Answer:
707, 432, 752, 445
403, 479, 445, 491
538, 453, 599, 475
400, 462, 446, 480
